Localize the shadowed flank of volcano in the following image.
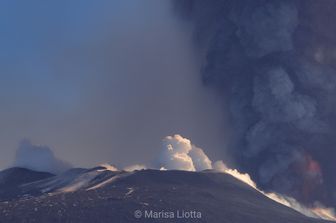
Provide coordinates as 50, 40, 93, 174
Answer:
0, 167, 332, 223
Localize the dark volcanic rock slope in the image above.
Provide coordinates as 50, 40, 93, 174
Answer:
0, 167, 54, 202
0, 168, 332, 223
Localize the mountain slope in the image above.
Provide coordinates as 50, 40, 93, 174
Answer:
0, 167, 54, 202
0, 167, 332, 223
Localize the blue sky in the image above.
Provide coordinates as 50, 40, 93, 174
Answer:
0, 0, 223, 169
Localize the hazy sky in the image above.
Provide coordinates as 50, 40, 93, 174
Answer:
0, 0, 225, 169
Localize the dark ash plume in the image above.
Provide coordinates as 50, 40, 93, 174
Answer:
174, 0, 336, 207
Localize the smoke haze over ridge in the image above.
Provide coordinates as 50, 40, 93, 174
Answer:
13, 139, 72, 174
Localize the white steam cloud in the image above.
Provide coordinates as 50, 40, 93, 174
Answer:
123, 164, 146, 172
158, 135, 212, 171
157, 134, 336, 222
98, 163, 118, 172
13, 139, 71, 174
215, 167, 336, 221
221, 168, 336, 221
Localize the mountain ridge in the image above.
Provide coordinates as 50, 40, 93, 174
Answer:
0, 167, 332, 223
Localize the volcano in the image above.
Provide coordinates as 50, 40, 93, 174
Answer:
0, 166, 332, 223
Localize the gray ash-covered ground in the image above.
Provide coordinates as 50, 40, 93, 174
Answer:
0, 167, 332, 223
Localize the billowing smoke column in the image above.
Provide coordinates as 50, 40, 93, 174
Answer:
158, 134, 212, 171
173, 0, 336, 208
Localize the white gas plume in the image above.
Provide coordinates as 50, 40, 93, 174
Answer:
158, 134, 336, 222
158, 135, 212, 171
123, 164, 146, 172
